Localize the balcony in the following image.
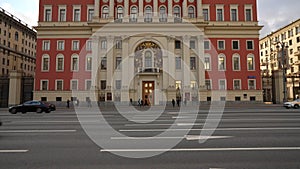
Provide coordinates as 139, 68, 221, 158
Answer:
294, 51, 300, 56
138, 67, 161, 75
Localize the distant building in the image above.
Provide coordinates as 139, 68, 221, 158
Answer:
0, 7, 36, 107
260, 19, 300, 103
34, 0, 262, 105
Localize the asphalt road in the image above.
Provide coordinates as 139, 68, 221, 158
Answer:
0, 104, 300, 169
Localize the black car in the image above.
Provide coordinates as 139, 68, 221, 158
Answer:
9, 100, 56, 114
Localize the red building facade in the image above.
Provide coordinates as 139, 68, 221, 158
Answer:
35, 0, 262, 104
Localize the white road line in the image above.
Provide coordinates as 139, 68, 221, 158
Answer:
0, 130, 77, 133
0, 150, 28, 153
111, 135, 232, 140
119, 127, 300, 132
124, 123, 203, 127
100, 147, 300, 152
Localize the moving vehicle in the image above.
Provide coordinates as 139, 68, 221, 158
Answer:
283, 99, 300, 109
9, 100, 56, 114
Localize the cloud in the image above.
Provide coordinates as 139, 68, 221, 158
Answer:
0, 0, 38, 28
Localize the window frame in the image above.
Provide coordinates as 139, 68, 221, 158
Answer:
55, 79, 64, 91
70, 79, 78, 91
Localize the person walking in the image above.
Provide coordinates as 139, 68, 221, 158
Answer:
172, 99, 175, 107
67, 99, 70, 108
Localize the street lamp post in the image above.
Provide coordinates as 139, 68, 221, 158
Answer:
276, 41, 288, 102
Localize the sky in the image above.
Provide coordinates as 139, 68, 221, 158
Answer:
0, 0, 300, 38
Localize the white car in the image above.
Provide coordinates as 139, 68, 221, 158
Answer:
283, 99, 300, 109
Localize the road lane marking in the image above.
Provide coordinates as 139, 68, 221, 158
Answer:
100, 147, 300, 152
0, 150, 28, 153
0, 130, 77, 133
119, 127, 300, 132
124, 123, 203, 127
111, 135, 232, 140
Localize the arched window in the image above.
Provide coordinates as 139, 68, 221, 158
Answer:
159, 6, 167, 22
86, 55, 92, 71
71, 54, 79, 71
130, 6, 138, 22
173, 6, 181, 18
116, 6, 123, 20
56, 54, 64, 71
102, 6, 109, 19
218, 54, 226, 71
42, 54, 50, 71
144, 51, 153, 68
15, 32, 19, 41
144, 6, 152, 22
232, 54, 240, 71
247, 54, 255, 71
188, 6, 195, 18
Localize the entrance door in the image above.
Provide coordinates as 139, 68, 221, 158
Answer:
142, 81, 154, 105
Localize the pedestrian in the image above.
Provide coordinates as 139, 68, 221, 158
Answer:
172, 99, 175, 107
141, 99, 144, 106
87, 98, 92, 107
138, 99, 141, 107
177, 99, 180, 107
76, 99, 80, 107
67, 99, 70, 108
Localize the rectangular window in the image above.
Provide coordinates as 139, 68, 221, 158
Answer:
42, 41, 50, 51
56, 80, 63, 91
204, 56, 211, 70
218, 40, 225, 50
205, 80, 211, 90
217, 9, 223, 21
86, 80, 92, 90
231, 8, 237, 21
175, 81, 182, 89
203, 9, 209, 21
74, 9, 81, 21
71, 80, 78, 90
176, 56, 181, 70
101, 57, 107, 70
248, 79, 256, 90
41, 80, 48, 91
59, 8, 66, 21
57, 40, 64, 50
233, 79, 241, 90
101, 40, 107, 49
245, 8, 252, 21
72, 40, 79, 51
232, 40, 239, 50
204, 40, 210, 50
116, 57, 122, 70
88, 8, 94, 21
219, 79, 226, 90
116, 40, 122, 49
190, 40, 196, 49
115, 80, 122, 90
101, 80, 106, 90
86, 40, 92, 51
190, 81, 197, 89
45, 8, 52, 22
247, 40, 254, 50
175, 40, 181, 49
190, 57, 196, 70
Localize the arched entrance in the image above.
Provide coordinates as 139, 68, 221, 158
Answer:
134, 41, 162, 105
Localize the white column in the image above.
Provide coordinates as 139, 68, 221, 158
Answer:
197, 35, 205, 89
167, 36, 175, 101
153, 0, 158, 22
106, 36, 114, 90
109, 0, 114, 20
183, 35, 191, 98
183, 0, 188, 18
121, 36, 130, 103
138, 0, 144, 22
197, 0, 202, 18
124, 0, 129, 22
93, 0, 100, 20
92, 36, 100, 89
168, 0, 173, 22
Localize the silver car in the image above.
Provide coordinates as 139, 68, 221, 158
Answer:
283, 99, 300, 109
